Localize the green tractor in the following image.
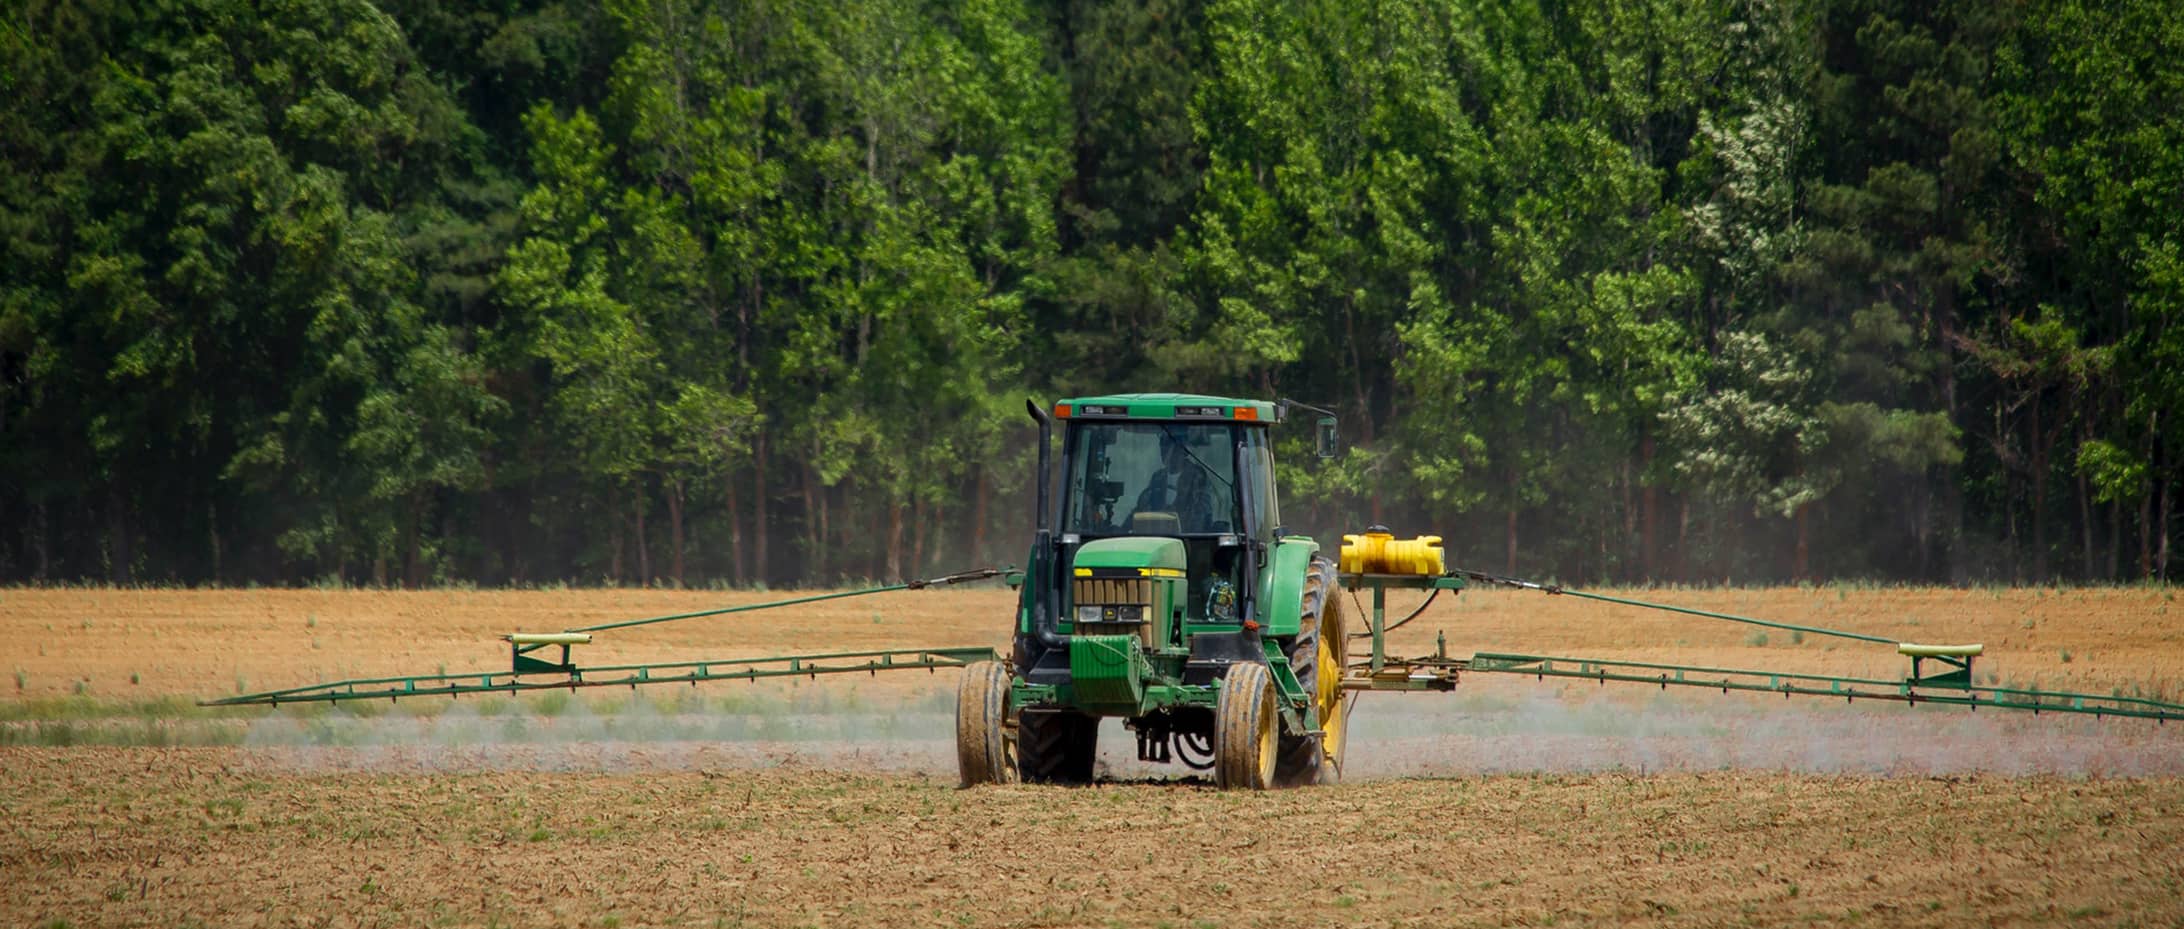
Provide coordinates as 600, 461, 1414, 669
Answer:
956, 394, 1350, 789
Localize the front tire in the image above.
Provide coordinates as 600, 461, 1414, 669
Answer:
1214, 661, 1277, 790
1017, 708, 1099, 784
956, 662, 1017, 787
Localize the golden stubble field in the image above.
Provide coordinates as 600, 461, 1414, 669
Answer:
5, 584, 2184, 928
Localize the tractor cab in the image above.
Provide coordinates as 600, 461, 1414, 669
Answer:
1060, 411, 1274, 623
1064, 420, 1244, 538
1013, 394, 1333, 685
1060, 396, 1283, 633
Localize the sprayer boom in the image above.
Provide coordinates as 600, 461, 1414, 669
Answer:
203, 571, 1006, 708
1338, 570, 2182, 722
204, 647, 997, 707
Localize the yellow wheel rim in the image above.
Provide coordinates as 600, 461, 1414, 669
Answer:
1255, 688, 1276, 784
1316, 634, 1347, 765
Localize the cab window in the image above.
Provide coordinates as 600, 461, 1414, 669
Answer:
1064, 423, 1238, 535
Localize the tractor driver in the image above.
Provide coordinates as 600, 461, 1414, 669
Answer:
1131, 431, 1223, 533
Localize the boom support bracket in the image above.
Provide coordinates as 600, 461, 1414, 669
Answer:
1899, 642, 1983, 689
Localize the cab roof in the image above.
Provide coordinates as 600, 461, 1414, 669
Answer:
1053, 393, 1280, 424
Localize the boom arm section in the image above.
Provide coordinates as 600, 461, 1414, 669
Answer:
205, 647, 999, 707
1342, 570, 2184, 723
202, 568, 1006, 708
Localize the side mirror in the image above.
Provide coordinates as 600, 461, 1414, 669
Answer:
1316, 416, 1339, 459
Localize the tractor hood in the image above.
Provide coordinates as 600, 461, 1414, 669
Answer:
1072, 536, 1186, 573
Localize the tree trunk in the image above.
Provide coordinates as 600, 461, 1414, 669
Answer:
928, 503, 943, 572
910, 496, 926, 575
2108, 498, 2121, 582
2160, 465, 2172, 583
1937, 307, 1966, 585
866, 491, 882, 580
1504, 509, 1518, 576
1912, 479, 1933, 579
635, 479, 651, 587
886, 499, 904, 580
668, 477, 686, 588
403, 496, 423, 589
208, 501, 222, 585
1620, 453, 1635, 583
755, 433, 770, 586
2002, 395, 2019, 582
1504, 467, 1520, 575
2077, 436, 2096, 582
1792, 500, 1811, 583
608, 485, 624, 584
1641, 434, 1659, 581
107, 483, 132, 584
1344, 296, 1380, 525
802, 463, 821, 583
1597, 505, 1610, 583
506, 485, 529, 586
2140, 483, 2155, 580
726, 467, 745, 584
820, 480, 833, 583
439, 502, 455, 584
2142, 411, 2158, 580
31, 502, 48, 580
2030, 395, 2048, 582
1675, 498, 1689, 583
972, 467, 989, 566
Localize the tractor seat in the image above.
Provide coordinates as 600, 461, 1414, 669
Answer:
1131, 512, 1182, 535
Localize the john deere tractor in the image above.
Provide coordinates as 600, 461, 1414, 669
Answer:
956, 394, 1349, 789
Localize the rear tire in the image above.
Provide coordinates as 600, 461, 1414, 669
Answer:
1276, 557, 1349, 786
956, 662, 1017, 787
1214, 662, 1277, 790
1017, 708, 1099, 784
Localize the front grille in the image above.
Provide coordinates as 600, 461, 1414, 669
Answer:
1075, 577, 1152, 647
1075, 578, 1151, 606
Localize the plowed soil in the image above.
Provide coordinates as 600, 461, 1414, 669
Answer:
5, 585, 2184, 928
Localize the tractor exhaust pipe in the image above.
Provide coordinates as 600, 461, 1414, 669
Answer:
1025, 399, 1068, 653
1028, 398, 1052, 532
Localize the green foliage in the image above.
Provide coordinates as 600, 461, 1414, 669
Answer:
1, 0, 2179, 586
1662, 331, 1826, 520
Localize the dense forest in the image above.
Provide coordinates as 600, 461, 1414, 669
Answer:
2, 0, 2179, 587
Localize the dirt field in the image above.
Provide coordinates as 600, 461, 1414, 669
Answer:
7, 584, 2182, 700
5, 585, 2184, 928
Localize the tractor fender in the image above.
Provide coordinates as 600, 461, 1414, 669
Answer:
1255, 537, 1321, 638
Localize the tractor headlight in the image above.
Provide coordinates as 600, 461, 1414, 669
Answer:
1116, 605, 1145, 622
1076, 605, 1105, 623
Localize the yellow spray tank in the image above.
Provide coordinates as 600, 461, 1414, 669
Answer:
1339, 526, 1445, 576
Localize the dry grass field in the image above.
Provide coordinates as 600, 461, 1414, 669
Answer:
4, 584, 2184, 928
7, 584, 2184, 701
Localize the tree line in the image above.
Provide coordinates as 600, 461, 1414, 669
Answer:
2, 0, 2179, 587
